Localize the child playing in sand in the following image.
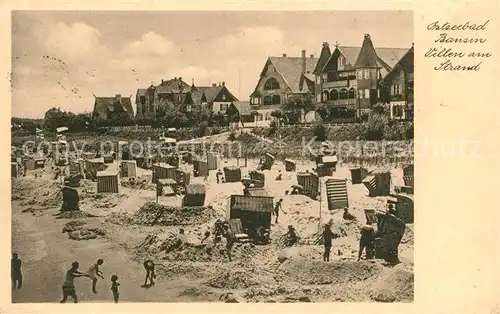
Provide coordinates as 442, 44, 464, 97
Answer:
110, 275, 120, 303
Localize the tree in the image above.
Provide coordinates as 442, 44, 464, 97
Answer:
44, 107, 69, 132
364, 111, 389, 140
281, 94, 314, 125
315, 103, 329, 120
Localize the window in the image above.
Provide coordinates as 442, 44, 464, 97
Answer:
316, 76, 321, 84
364, 69, 369, 79
339, 89, 348, 100
392, 84, 401, 95
323, 90, 330, 101
263, 96, 272, 105
186, 105, 192, 112
393, 105, 403, 117
222, 94, 227, 101
264, 78, 280, 90
348, 88, 355, 99
330, 90, 339, 100
377, 89, 380, 99
357, 70, 362, 80
358, 89, 364, 99
220, 104, 228, 112
271, 95, 281, 105
365, 89, 370, 98
338, 57, 344, 67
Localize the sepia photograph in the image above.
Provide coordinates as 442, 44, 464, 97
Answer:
10, 10, 414, 303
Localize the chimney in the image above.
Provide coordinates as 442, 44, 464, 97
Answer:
174, 77, 177, 80
115, 94, 121, 102
212, 83, 217, 87
222, 81, 225, 87
301, 50, 306, 74
161, 79, 164, 84
282, 53, 287, 57
310, 54, 314, 58
179, 77, 182, 81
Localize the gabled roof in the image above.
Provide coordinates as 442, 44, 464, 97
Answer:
120, 98, 134, 116
156, 78, 191, 94
268, 56, 318, 94
313, 42, 332, 74
381, 45, 414, 84
93, 96, 133, 117
299, 73, 315, 93
190, 89, 204, 105
321, 42, 408, 77
230, 101, 252, 116
195, 85, 239, 103
196, 86, 223, 103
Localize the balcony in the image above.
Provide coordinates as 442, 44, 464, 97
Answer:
323, 80, 349, 88
325, 99, 357, 107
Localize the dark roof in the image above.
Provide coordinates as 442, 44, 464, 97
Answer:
93, 96, 133, 118
230, 195, 274, 212
190, 89, 204, 105
196, 86, 223, 103
121, 98, 133, 116
381, 46, 414, 84
137, 89, 147, 97
355, 34, 379, 68
231, 101, 251, 116
313, 42, 332, 74
156, 78, 191, 94
321, 42, 408, 77
299, 73, 315, 93
268, 56, 318, 93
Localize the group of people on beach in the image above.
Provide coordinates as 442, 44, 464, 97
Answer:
60, 259, 120, 303
12, 253, 165, 303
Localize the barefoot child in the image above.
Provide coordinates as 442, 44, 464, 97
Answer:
110, 275, 120, 303
87, 259, 104, 293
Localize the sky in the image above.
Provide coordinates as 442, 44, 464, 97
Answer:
11, 11, 413, 118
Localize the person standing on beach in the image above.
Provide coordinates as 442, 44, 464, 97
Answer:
223, 225, 235, 262
358, 221, 375, 261
60, 261, 89, 303
87, 259, 104, 293
11, 253, 22, 289
110, 275, 120, 303
323, 224, 334, 262
273, 198, 285, 224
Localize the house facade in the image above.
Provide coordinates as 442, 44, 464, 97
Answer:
135, 78, 238, 119
250, 50, 317, 126
380, 46, 414, 120
198, 82, 239, 114
314, 34, 411, 120
92, 94, 134, 121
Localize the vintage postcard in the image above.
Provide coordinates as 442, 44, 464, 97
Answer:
1, 1, 499, 313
